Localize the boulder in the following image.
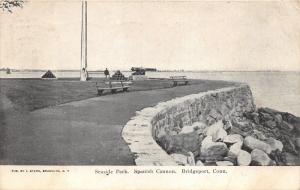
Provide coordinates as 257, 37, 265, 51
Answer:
204, 161, 217, 166
187, 152, 196, 166
244, 111, 260, 124
281, 121, 294, 132
231, 119, 253, 134
250, 130, 267, 141
237, 150, 251, 166
295, 138, 300, 149
251, 112, 260, 124
196, 160, 204, 166
223, 156, 236, 164
269, 150, 286, 166
205, 120, 227, 141
200, 136, 228, 161
281, 113, 300, 134
282, 135, 298, 154
284, 152, 300, 166
264, 120, 277, 129
223, 134, 243, 144
193, 122, 207, 135
157, 132, 201, 155
222, 116, 233, 131
179, 125, 195, 134
265, 138, 283, 152
244, 136, 272, 154
251, 149, 272, 166
216, 161, 234, 166
214, 128, 227, 142
274, 114, 283, 124
259, 111, 273, 121
227, 142, 243, 159
170, 153, 188, 166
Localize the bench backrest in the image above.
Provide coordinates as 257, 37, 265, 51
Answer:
170, 76, 187, 79
96, 80, 132, 88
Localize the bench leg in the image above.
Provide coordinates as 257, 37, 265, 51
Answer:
185, 81, 188, 85
111, 89, 117, 93
173, 82, 177, 87
123, 88, 128, 92
98, 90, 103, 95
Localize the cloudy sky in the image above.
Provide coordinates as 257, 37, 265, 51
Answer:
1, 1, 300, 71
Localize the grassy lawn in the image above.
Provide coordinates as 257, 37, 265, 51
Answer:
1, 79, 97, 111
0, 78, 235, 112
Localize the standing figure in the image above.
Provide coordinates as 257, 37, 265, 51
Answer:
104, 68, 110, 78
82, 68, 88, 81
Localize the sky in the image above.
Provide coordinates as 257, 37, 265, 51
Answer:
1, 1, 300, 71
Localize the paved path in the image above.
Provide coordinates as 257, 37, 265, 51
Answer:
1, 81, 235, 165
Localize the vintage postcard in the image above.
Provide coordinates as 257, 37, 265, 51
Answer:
0, 0, 299, 189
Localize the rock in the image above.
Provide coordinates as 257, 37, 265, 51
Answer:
282, 135, 298, 154
274, 114, 283, 124
230, 126, 250, 137
269, 150, 286, 166
244, 111, 260, 124
231, 119, 253, 133
264, 120, 277, 129
227, 142, 243, 159
179, 125, 195, 134
223, 134, 243, 144
259, 111, 274, 121
250, 129, 267, 141
296, 138, 300, 149
237, 150, 251, 166
193, 122, 207, 135
280, 113, 300, 134
215, 128, 227, 142
222, 116, 233, 132
223, 156, 236, 164
265, 137, 283, 152
205, 120, 227, 141
251, 112, 260, 124
157, 132, 201, 155
281, 121, 294, 132
284, 152, 300, 166
216, 161, 234, 166
204, 161, 217, 166
170, 153, 188, 166
244, 136, 272, 154
251, 149, 272, 166
187, 152, 195, 166
200, 136, 228, 161
196, 160, 204, 166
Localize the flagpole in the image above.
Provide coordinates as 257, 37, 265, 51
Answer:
80, 0, 87, 81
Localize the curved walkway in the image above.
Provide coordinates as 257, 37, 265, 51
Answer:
0, 81, 236, 165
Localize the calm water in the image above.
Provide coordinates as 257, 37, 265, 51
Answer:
1, 71, 299, 116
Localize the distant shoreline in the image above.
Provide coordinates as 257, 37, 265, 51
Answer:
1, 69, 299, 73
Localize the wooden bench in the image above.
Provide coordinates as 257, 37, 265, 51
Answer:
96, 80, 131, 95
170, 76, 189, 86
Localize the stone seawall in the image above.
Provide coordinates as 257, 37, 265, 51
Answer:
122, 84, 255, 165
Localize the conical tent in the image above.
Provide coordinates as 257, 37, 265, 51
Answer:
42, 70, 56, 79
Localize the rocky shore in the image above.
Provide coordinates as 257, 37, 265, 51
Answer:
157, 107, 300, 166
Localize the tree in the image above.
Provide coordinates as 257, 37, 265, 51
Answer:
0, 0, 24, 13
